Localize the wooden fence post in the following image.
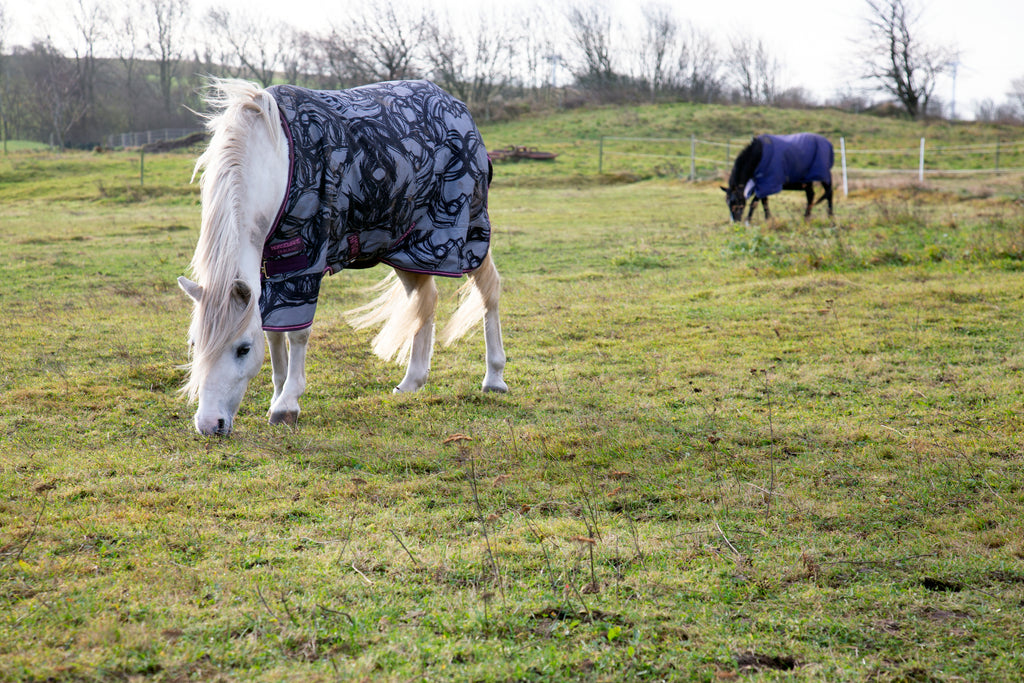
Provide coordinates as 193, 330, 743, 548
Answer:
919, 137, 925, 182
689, 134, 696, 182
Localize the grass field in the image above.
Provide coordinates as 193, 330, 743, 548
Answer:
2, 105, 1024, 681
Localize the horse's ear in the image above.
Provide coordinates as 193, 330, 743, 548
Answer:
720, 186, 729, 193
231, 279, 253, 306
178, 276, 203, 303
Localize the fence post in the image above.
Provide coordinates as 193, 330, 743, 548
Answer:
919, 137, 925, 182
598, 136, 604, 174
995, 140, 1000, 172
140, 149, 145, 186
689, 134, 696, 182
840, 137, 849, 197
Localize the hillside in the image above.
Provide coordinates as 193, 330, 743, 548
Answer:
479, 102, 1024, 183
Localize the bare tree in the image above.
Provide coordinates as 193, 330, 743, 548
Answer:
1007, 76, 1024, 118
112, 0, 146, 128
143, 0, 189, 115
314, 28, 375, 89
422, 9, 514, 116
566, 2, 619, 92
636, 3, 679, 103
68, 0, 108, 107
205, 8, 292, 87
727, 33, 781, 105
510, 3, 560, 93
677, 24, 723, 103
0, 1, 9, 151
280, 28, 313, 86
352, 1, 426, 81
859, 0, 955, 119
21, 40, 90, 148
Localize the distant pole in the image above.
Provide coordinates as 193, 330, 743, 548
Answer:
598, 136, 604, 174
840, 137, 849, 197
140, 149, 145, 186
995, 140, 1001, 172
689, 134, 696, 182
918, 138, 925, 182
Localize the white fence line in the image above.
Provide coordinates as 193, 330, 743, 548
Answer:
598, 135, 1024, 192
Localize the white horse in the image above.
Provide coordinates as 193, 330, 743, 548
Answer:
178, 79, 507, 436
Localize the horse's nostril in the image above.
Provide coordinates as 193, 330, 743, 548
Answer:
217, 418, 226, 432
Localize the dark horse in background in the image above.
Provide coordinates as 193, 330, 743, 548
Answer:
722, 133, 834, 223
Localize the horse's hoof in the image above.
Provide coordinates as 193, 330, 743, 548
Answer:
268, 410, 299, 426
483, 382, 509, 394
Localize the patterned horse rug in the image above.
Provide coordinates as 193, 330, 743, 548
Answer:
746, 133, 833, 199
259, 81, 492, 331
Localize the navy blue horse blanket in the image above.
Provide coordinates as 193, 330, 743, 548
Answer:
259, 81, 491, 331
747, 133, 833, 199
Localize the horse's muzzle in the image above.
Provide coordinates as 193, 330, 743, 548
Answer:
195, 415, 232, 436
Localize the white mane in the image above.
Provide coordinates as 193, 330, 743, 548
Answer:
183, 78, 285, 401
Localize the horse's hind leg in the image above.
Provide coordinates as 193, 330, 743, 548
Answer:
474, 253, 508, 393
267, 327, 310, 425
804, 184, 814, 218
393, 270, 438, 393
441, 250, 507, 393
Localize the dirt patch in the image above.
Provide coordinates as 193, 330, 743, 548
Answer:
734, 651, 797, 672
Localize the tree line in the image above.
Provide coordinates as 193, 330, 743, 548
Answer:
0, 0, 1020, 149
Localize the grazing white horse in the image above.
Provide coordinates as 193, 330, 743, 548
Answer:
179, 79, 507, 436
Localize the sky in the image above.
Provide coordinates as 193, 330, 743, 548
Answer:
3, 0, 1021, 119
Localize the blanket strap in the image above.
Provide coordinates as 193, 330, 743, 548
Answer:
262, 236, 309, 278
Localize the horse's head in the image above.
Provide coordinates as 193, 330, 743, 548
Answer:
178, 276, 265, 436
721, 185, 746, 223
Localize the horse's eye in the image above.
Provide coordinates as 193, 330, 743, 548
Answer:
236, 344, 251, 358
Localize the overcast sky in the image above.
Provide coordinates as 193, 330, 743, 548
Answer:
3, 0, 1021, 118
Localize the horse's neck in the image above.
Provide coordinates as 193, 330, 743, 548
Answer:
235, 126, 290, 286
731, 140, 762, 186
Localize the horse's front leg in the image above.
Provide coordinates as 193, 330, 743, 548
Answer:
804, 185, 814, 218
266, 327, 310, 425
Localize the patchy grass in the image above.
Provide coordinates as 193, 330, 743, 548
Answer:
1, 139, 1024, 681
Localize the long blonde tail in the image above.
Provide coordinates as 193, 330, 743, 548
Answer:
345, 271, 438, 364
441, 251, 500, 346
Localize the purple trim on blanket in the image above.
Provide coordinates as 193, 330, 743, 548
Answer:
262, 321, 313, 332
378, 260, 471, 277
392, 222, 417, 248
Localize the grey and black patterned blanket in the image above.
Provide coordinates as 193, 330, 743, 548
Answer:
259, 81, 492, 331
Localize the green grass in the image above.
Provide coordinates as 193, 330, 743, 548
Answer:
2, 105, 1024, 681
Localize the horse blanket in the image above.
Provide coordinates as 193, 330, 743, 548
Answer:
259, 81, 492, 331
746, 133, 833, 199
